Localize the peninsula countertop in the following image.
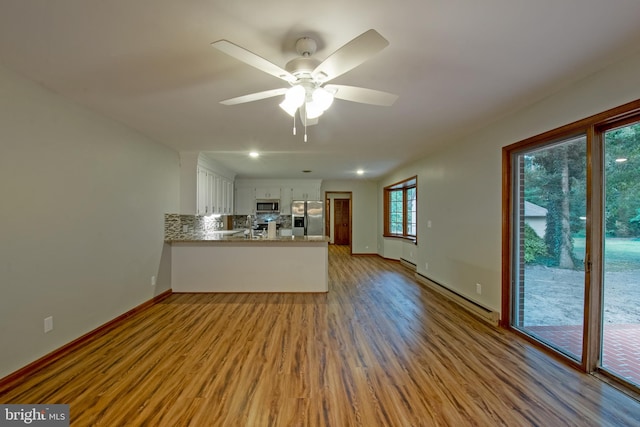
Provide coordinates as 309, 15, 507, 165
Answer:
169, 230, 329, 292
165, 230, 329, 244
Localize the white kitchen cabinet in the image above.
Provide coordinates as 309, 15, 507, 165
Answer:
222, 179, 234, 214
292, 185, 320, 201
197, 166, 234, 215
196, 166, 210, 215
235, 186, 254, 215
280, 187, 292, 214
218, 181, 225, 214
255, 187, 281, 199
209, 172, 218, 213
228, 179, 235, 214
215, 176, 234, 215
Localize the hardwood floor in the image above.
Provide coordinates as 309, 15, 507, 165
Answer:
2, 245, 639, 426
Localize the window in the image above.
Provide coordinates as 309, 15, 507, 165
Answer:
384, 176, 417, 240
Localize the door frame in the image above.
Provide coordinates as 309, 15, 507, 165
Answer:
325, 191, 353, 253
501, 98, 640, 394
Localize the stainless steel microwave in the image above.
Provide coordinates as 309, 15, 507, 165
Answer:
255, 200, 280, 213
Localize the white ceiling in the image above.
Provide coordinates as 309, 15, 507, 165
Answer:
2, 0, 640, 180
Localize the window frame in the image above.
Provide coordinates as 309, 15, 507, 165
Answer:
383, 176, 417, 241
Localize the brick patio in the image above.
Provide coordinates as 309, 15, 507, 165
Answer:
527, 324, 640, 386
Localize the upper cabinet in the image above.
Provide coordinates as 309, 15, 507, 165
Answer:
179, 152, 235, 216
255, 187, 281, 199
224, 180, 234, 215
196, 164, 234, 216
234, 186, 254, 216
292, 184, 321, 201
280, 187, 292, 215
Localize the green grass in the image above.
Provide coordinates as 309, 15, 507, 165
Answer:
573, 237, 640, 271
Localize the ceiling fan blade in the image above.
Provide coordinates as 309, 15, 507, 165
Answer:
325, 84, 398, 106
312, 29, 389, 83
212, 40, 297, 83
220, 88, 288, 105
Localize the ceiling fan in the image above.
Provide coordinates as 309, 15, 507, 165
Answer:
211, 29, 398, 140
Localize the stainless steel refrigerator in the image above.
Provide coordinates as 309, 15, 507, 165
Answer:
292, 200, 324, 236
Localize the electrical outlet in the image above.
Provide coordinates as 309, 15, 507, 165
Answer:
427, 220, 432, 228
44, 316, 53, 333
151, 276, 157, 286
425, 262, 429, 270
476, 283, 482, 295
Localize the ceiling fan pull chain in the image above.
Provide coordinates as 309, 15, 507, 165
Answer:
304, 110, 308, 142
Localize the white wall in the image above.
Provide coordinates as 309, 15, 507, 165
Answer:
322, 180, 378, 254
378, 49, 640, 315
0, 65, 180, 378
179, 151, 199, 214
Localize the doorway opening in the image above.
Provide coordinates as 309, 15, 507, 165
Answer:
326, 192, 352, 252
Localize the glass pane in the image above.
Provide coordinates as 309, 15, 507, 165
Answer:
389, 190, 403, 234
512, 135, 587, 361
407, 187, 417, 235
601, 122, 640, 387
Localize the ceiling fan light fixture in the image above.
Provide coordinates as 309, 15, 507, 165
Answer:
305, 87, 334, 119
213, 30, 396, 143
285, 85, 306, 107
312, 87, 334, 111
279, 85, 306, 116
279, 100, 298, 117
305, 102, 324, 119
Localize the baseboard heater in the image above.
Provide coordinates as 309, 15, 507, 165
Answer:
414, 273, 499, 326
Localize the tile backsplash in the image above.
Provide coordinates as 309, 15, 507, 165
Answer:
165, 213, 292, 240
164, 214, 224, 240
232, 214, 292, 229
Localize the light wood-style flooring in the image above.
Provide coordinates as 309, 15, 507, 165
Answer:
2, 245, 639, 426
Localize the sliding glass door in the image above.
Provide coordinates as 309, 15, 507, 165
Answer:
601, 121, 640, 387
511, 136, 587, 361
505, 102, 640, 395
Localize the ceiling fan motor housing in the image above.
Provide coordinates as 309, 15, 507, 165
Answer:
286, 37, 322, 80
295, 37, 317, 57
285, 57, 320, 79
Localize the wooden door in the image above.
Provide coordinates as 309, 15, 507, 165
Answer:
334, 199, 350, 245
325, 199, 330, 237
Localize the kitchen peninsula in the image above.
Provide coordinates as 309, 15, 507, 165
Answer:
165, 215, 328, 293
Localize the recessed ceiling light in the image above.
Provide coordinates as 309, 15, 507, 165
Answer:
249, 151, 259, 158
356, 169, 364, 175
